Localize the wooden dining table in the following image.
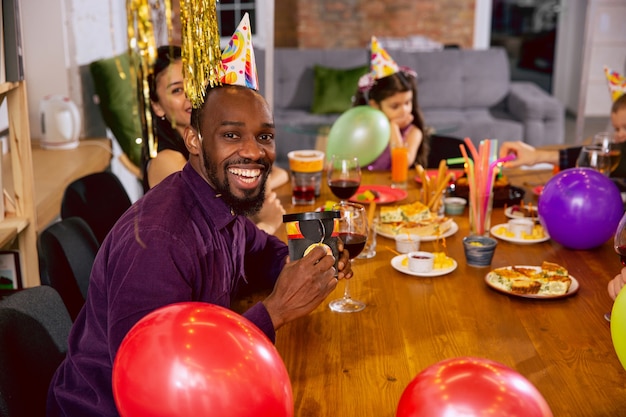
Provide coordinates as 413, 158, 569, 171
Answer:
244, 166, 626, 417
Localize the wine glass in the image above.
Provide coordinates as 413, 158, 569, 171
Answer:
593, 131, 622, 175
611, 213, 626, 321
328, 202, 368, 313
576, 145, 612, 176
327, 156, 361, 203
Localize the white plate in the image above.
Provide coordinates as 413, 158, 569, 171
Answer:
490, 223, 550, 244
376, 221, 459, 242
504, 205, 538, 220
391, 254, 458, 277
485, 265, 579, 299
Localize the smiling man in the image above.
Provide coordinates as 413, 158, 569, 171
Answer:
190, 85, 274, 216
46, 13, 352, 417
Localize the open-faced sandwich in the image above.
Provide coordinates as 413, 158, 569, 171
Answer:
378, 201, 453, 237
487, 261, 571, 296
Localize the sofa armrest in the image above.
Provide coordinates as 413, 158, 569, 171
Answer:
506, 81, 565, 147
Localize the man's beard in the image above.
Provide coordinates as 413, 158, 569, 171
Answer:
203, 149, 270, 217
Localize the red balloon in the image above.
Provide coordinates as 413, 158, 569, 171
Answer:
113, 302, 293, 417
396, 357, 553, 417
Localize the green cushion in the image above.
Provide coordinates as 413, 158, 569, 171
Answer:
90, 53, 143, 167
311, 64, 369, 114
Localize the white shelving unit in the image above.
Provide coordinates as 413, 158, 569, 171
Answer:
0, 80, 38, 288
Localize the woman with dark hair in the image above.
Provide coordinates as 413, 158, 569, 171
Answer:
144, 45, 189, 188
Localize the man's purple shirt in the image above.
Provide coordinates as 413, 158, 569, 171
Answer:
47, 163, 288, 417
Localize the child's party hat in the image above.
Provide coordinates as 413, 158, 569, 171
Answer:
369, 36, 400, 80
605, 66, 626, 102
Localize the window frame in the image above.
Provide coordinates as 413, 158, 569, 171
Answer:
217, 0, 270, 48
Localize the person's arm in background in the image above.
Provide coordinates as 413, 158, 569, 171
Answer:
389, 113, 423, 167
267, 166, 289, 190
500, 141, 582, 171
608, 267, 626, 300
147, 149, 187, 188
250, 191, 286, 234
499, 141, 558, 168
403, 124, 423, 167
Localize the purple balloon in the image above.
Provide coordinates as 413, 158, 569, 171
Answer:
538, 168, 623, 250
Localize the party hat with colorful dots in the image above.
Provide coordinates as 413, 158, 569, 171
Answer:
220, 13, 258, 90
605, 66, 626, 102
370, 36, 400, 80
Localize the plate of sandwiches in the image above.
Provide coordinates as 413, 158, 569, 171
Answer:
485, 261, 578, 299
376, 201, 458, 242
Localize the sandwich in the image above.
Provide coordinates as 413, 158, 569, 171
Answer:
378, 201, 452, 237
488, 261, 571, 296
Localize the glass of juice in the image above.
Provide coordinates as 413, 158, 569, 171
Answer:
391, 142, 408, 189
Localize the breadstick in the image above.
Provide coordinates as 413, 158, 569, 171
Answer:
416, 164, 429, 205
436, 159, 447, 193
428, 172, 455, 211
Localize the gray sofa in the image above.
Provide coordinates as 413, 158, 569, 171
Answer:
256, 47, 565, 169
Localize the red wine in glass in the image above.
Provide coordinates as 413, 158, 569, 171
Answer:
610, 213, 626, 322
327, 156, 361, 203
292, 186, 315, 202
617, 245, 626, 266
328, 201, 368, 313
339, 232, 367, 259
329, 179, 360, 201
615, 214, 626, 265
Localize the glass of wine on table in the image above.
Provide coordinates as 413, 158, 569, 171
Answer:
328, 201, 369, 313
327, 155, 361, 203
609, 213, 626, 322
593, 131, 622, 176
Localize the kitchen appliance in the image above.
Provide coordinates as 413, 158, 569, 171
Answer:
40, 94, 81, 150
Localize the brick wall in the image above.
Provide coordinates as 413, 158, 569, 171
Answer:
275, 0, 476, 49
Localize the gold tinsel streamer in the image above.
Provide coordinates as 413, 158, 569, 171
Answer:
180, 0, 223, 109
126, 0, 163, 160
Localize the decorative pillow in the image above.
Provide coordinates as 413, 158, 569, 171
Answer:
90, 53, 143, 168
311, 64, 369, 114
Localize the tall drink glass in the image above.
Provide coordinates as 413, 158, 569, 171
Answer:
391, 142, 408, 189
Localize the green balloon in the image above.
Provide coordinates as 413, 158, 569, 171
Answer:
325, 106, 390, 166
612, 288, 626, 370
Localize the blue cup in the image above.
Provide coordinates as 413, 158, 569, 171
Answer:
463, 235, 497, 267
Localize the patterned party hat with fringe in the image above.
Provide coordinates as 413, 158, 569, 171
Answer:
181, 2, 258, 108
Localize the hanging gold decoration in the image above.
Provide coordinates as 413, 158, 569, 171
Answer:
126, 0, 167, 160
180, 0, 223, 109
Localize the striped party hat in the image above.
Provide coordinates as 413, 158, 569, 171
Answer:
220, 13, 258, 90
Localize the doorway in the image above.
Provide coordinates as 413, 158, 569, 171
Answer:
490, 0, 560, 93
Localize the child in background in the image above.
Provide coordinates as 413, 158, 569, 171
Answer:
144, 45, 288, 234
500, 80, 626, 176
353, 37, 429, 170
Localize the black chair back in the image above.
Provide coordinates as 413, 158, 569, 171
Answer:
38, 217, 99, 321
427, 134, 467, 168
61, 171, 132, 244
0, 286, 72, 417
